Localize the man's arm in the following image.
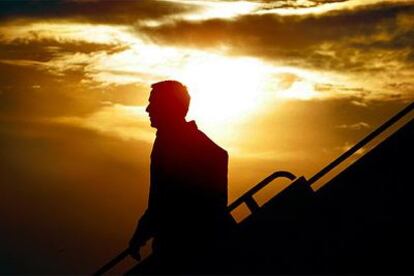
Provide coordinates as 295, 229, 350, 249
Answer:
129, 177, 159, 259
129, 210, 154, 246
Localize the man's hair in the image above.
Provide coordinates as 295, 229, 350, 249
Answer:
151, 80, 191, 117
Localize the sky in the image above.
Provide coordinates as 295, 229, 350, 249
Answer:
1, 0, 413, 273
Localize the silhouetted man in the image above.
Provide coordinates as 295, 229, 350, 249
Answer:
128, 80, 230, 273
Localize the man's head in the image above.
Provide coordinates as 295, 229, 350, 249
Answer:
146, 80, 191, 129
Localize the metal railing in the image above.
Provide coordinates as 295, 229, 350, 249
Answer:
227, 171, 296, 214
307, 101, 413, 186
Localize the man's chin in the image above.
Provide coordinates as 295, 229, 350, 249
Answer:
149, 121, 158, 129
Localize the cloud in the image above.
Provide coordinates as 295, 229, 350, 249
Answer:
0, 52, 98, 76
49, 103, 154, 142
1, 0, 412, 115
336, 122, 371, 130
333, 142, 366, 158
0, 61, 149, 121
135, 0, 414, 103
0, 39, 118, 62
254, 0, 349, 10
0, 0, 198, 24
0, 22, 137, 45
275, 73, 301, 90
137, 2, 414, 70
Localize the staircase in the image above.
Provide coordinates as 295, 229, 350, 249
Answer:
228, 102, 414, 274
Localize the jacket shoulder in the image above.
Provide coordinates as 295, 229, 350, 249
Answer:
194, 129, 228, 159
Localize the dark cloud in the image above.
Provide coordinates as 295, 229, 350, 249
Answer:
255, 0, 349, 9
0, 0, 199, 24
0, 39, 123, 62
137, 2, 414, 72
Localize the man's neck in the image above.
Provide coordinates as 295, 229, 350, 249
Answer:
156, 119, 188, 134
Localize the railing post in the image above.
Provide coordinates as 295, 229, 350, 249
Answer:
245, 196, 260, 213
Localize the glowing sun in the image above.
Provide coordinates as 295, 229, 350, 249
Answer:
175, 55, 267, 126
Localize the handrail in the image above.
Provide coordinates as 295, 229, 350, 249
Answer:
227, 171, 296, 213
94, 171, 297, 275
94, 249, 130, 275
307, 101, 414, 186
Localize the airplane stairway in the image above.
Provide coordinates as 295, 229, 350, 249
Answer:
227, 102, 414, 274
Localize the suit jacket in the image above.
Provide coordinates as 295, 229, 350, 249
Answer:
133, 121, 229, 257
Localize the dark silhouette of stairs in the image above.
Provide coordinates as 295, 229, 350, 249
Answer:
95, 102, 413, 274
228, 102, 414, 274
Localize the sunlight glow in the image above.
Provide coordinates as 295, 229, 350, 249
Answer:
161, 0, 260, 20
0, 20, 343, 142
278, 80, 320, 100
175, 56, 268, 126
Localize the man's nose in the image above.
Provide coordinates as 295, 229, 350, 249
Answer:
145, 105, 150, 113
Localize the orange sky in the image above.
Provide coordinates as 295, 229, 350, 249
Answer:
1, 0, 413, 273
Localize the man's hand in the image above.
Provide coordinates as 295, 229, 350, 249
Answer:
128, 243, 141, 262
128, 236, 146, 262
129, 212, 152, 262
